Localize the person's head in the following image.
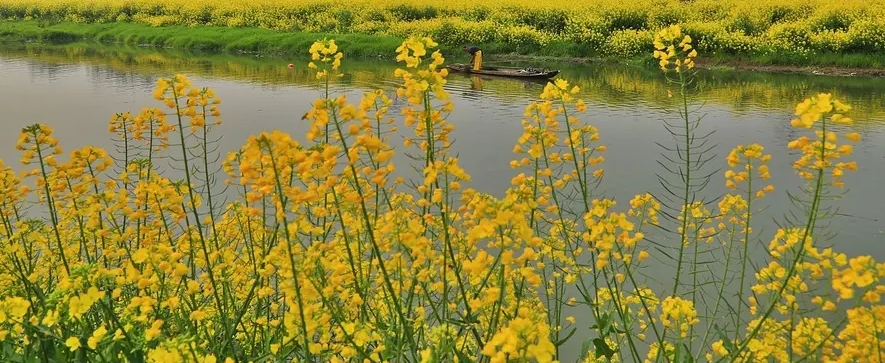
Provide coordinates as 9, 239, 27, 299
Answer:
463, 46, 468, 52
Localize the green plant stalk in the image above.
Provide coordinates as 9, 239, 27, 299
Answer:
418, 92, 449, 333
328, 99, 419, 360
603, 208, 656, 362
690, 215, 700, 352
307, 270, 382, 363
329, 188, 369, 301
611, 211, 671, 363
63, 176, 94, 263
0, 211, 44, 307
722, 117, 829, 363
437, 171, 486, 349
85, 162, 111, 269
176, 194, 198, 282
694, 219, 739, 363
32, 129, 71, 275
200, 105, 222, 250
419, 87, 486, 352
734, 159, 754, 341
263, 141, 314, 362
234, 176, 260, 276
671, 69, 692, 296
534, 110, 602, 324
480, 261, 508, 363
555, 104, 607, 325
873, 300, 885, 362
170, 81, 231, 340
527, 128, 565, 357
119, 114, 131, 230
198, 105, 238, 321
601, 262, 646, 363
86, 165, 135, 266
558, 98, 589, 208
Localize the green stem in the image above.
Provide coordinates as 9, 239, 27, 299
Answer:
263, 141, 314, 362
32, 130, 71, 275
672, 70, 692, 296
723, 117, 828, 363
735, 159, 754, 340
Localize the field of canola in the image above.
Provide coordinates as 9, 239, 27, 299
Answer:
0, 27, 884, 363
3, 0, 885, 58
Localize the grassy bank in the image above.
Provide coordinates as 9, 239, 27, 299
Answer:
0, 21, 409, 58
6, 0, 885, 62
4, 20, 885, 73
0, 20, 631, 61
0, 20, 601, 60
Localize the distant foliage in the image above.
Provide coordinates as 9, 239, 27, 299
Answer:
3, 0, 885, 57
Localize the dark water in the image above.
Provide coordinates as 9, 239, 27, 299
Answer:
1, 43, 883, 260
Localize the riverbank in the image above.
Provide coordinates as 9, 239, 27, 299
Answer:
3, 20, 885, 77
0, 21, 407, 58
0, 21, 602, 59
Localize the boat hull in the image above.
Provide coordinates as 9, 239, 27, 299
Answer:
446, 64, 559, 80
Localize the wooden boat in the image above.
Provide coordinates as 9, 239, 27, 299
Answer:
446, 64, 559, 80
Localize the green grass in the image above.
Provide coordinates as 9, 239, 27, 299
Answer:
0, 20, 576, 60
0, 20, 610, 61
2, 20, 885, 70
0, 20, 659, 67
0, 21, 407, 58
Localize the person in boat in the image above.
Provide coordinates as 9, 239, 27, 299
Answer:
464, 46, 482, 71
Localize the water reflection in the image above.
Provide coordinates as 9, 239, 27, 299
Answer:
5, 43, 885, 124
470, 75, 483, 92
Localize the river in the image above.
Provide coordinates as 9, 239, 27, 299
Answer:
1, 44, 883, 260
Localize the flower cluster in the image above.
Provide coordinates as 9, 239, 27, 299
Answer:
653, 25, 697, 72
481, 308, 556, 363
659, 296, 699, 338
725, 144, 774, 197
308, 39, 344, 79
787, 93, 859, 186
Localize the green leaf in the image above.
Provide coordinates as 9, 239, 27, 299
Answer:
555, 327, 577, 346
455, 349, 472, 363
684, 345, 695, 363
593, 338, 615, 360
596, 312, 612, 335
580, 339, 592, 361
125, 349, 146, 363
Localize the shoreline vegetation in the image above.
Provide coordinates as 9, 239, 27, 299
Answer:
4, 0, 885, 76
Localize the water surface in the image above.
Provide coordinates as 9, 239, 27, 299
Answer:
1, 43, 883, 258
